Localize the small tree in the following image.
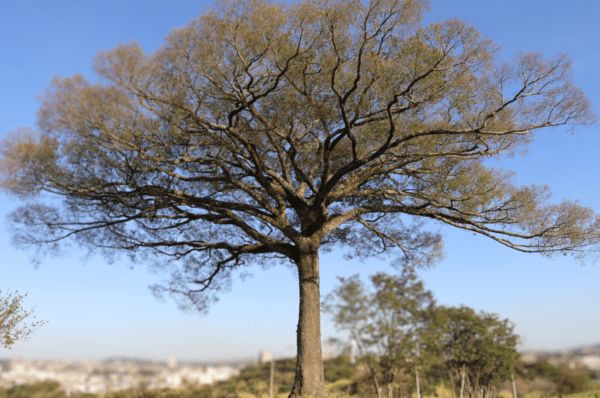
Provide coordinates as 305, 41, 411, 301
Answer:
1, 0, 599, 395
322, 275, 379, 393
323, 270, 440, 398
439, 306, 518, 398
0, 290, 47, 349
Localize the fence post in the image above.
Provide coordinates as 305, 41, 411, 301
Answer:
269, 358, 274, 398
511, 372, 517, 398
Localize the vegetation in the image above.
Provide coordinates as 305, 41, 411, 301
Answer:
1, 0, 599, 395
0, 357, 596, 398
323, 271, 520, 398
323, 270, 440, 398
439, 305, 519, 398
518, 360, 594, 395
0, 290, 47, 349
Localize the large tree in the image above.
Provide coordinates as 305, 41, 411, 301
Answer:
0, 0, 598, 396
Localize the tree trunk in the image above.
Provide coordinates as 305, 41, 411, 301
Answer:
363, 358, 381, 398
466, 372, 472, 398
289, 247, 326, 398
460, 367, 465, 398
416, 369, 421, 398
449, 370, 457, 398
368, 362, 381, 398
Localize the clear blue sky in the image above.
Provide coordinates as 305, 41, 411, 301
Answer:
1, 0, 599, 362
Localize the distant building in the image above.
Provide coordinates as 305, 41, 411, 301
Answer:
350, 340, 358, 365
259, 350, 273, 364
520, 352, 539, 364
579, 355, 600, 370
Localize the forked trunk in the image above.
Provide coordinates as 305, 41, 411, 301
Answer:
449, 370, 457, 398
372, 374, 382, 398
466, 371, 472, 398
289, 247, 326, 398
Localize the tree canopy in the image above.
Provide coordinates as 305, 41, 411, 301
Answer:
1, 0, 598, 396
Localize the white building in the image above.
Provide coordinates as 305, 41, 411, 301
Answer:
259, 350, 273, 364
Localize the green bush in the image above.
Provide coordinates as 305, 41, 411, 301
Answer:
2, 382, 62, 398
278, 384, 293, 394
555, 368, 590, 394
324, 355, 356, 383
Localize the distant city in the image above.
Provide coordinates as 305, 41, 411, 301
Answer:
1, 344, 600, 395
0, 356, 253, 395
520, 343, 600, 372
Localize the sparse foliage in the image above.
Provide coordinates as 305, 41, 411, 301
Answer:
0, 290, 47, 349
1, 0, 598, 395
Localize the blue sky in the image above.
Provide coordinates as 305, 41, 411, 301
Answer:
1, 0, 599, 362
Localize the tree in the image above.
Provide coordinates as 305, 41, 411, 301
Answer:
322, 274, 381, 396
439, 306, 519, 398
554, 367, 590, 394
0, 290, 47, 349
323, 270, 441, 398
0, 0, 598, 396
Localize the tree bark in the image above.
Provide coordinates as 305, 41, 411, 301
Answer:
466, 372, 472, 398
367, 360, 382, 398
449, 370, 457, 398
289, 246, 326, 398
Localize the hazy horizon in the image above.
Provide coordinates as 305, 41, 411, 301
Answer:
2, 341, 600, 363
